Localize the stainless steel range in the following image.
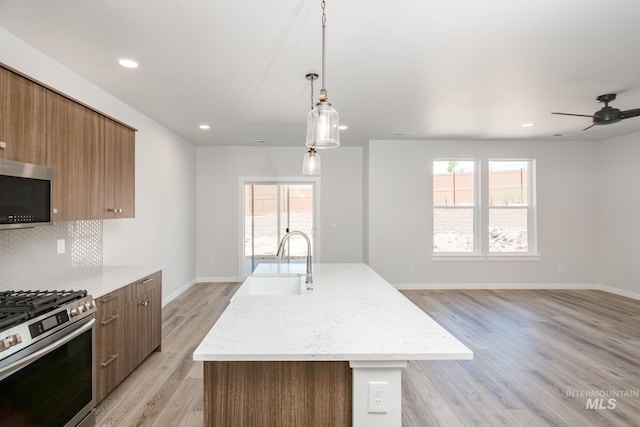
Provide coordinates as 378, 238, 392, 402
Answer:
0, 290, 96, 427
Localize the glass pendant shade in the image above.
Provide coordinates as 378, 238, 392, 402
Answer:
302, 149, 321, 175
306, 102, 340, 149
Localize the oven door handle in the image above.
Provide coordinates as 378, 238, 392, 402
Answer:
0, 317, 95, 378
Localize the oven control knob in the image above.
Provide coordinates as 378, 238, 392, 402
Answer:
84, 301, 94, 311
69, 307, 79, 317
0, 334, 22, 352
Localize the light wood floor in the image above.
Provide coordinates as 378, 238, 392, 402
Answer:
96, 285, 640, 427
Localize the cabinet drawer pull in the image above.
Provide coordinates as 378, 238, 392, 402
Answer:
107, 208, 123, 213
100, 354, 118, 368
100, 314, 119, 325
140, 300, 150, 306
100, 295, 117, 303
142, 277, 153, 284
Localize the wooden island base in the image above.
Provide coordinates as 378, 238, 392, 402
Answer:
203, 361, 352, 427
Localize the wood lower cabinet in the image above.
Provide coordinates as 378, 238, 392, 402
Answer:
95, 271, 162, 403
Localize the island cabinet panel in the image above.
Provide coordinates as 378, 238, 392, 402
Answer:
0, 67, 47, 164
103, 118, 135, 219
95, 271, 162, 403
204, 361, 352, 427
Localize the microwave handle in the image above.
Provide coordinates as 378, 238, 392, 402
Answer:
0, 318, 95, 379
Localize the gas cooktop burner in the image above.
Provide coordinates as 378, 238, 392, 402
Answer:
0, 311, 29, 331
0, 290, 88, 319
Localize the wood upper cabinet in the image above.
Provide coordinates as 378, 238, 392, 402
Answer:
1, 65, 135, 222
82, 110, 105, 220
46, 93, 105, 221
103, 118, 135, 219
0, 67, 47, 164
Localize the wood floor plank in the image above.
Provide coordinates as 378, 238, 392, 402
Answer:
402, 289, 640, 427
96, 285, 640, 427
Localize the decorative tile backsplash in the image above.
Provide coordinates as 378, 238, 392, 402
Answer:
0, 221, 102, 289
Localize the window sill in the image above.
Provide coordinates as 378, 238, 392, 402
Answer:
486, 254, 541, 262
431, 253, 541, 262
431, 254, 485, 262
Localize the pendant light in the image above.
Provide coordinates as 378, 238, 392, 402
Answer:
303, 74, 321, 175
302, 147, 321, 175
306, 0, 340, 149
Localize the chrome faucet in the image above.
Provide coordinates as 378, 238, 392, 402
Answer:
276, 231, 313, 290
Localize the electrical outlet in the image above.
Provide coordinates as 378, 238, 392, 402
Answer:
57, 239, 65, 255
368, 381, 388, 413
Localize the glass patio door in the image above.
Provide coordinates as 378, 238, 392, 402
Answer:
244, 183, 315, 276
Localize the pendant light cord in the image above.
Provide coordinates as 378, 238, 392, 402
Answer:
320, 1, 327, 101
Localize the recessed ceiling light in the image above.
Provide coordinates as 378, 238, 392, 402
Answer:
521, 123, 534, 128
118, 58, 139, 69
199, 124, 210, 130
339, 125, 348, 130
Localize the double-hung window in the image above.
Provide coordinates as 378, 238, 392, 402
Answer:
488, 160, 534, 253
433, 160, 478, 253
433, 158, 537, 258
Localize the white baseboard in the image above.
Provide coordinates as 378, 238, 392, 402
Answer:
596, 285, 640, 301
195, 276, 242, 284
162, 279, 196, 307
394, 283, 598, 290
394, 282, 640, 301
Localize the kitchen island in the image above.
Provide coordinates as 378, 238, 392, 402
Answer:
193, 263, 472, 427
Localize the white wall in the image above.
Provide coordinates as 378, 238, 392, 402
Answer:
368, 139, 601, 287
196, 146, 363, 281
599, 132, 640, 296
0, 27, 197, 303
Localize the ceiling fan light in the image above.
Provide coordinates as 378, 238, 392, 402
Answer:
306, 102, 340, 149
302, 148, 321, 175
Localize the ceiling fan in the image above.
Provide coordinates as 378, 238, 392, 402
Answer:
552, 93, 640, 130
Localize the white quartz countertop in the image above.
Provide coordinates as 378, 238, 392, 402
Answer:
193, 263, 472, 362
34, 266, 162, 299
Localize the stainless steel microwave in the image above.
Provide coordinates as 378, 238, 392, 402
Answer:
0, 158, 53, 229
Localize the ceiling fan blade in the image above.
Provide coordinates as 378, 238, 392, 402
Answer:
551, 112, 595, 118
621, 108, 640, 119
582, 124, 595, 131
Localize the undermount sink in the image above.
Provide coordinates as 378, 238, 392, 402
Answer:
234, 275, 303, 297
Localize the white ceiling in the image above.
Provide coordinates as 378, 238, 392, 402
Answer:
2, 0, 640, 146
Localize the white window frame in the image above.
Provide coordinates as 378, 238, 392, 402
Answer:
432, 158, 539, 262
